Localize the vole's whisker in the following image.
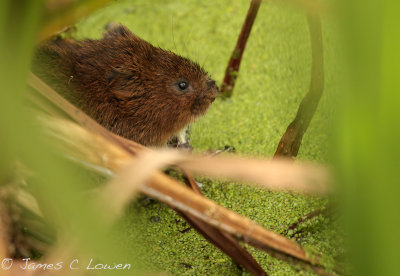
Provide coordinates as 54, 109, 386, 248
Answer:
171, 15, 178, 53
201, 49, 211, 69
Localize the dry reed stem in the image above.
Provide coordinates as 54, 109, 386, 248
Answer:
28, 72, 333, 273
43, 117, 331, 195
41, 117, 326, 267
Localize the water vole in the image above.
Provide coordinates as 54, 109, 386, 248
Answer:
33, 25, 218, 146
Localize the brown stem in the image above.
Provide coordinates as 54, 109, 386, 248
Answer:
176, 209, 268, 275
220, 0, 262, 98
274, 12, 324, 158
180, 170, 268, 275
285, 204, 333, 238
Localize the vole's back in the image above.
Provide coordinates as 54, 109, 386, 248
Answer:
34, 37, 127, 115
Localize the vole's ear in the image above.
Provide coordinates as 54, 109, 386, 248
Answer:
106, 69, 119, 84
106, 66, 137, 100
103, 24, 134, 39
106, 65, 128, 85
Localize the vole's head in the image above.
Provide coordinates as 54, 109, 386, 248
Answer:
151, 50, 219, 118
104, 25, 219, 121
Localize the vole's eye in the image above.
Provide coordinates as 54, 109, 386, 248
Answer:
178, 81, 188, 90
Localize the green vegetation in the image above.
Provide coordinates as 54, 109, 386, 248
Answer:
71, 0, 339, 274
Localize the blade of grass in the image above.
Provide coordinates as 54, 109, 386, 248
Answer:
1, 1, 134, 268
335, 0, 400, 275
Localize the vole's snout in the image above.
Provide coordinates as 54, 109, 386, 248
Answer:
209, 89, 218, 103
206, 79, 219, 102
207, 80, 216, 88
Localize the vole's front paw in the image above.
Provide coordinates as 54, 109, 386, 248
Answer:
206, 145, 236, 156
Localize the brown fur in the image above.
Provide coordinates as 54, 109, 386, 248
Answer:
33, 25, 218, 146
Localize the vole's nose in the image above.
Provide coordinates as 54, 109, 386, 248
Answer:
206, 80, 219, 100
207, 80, 216, 89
